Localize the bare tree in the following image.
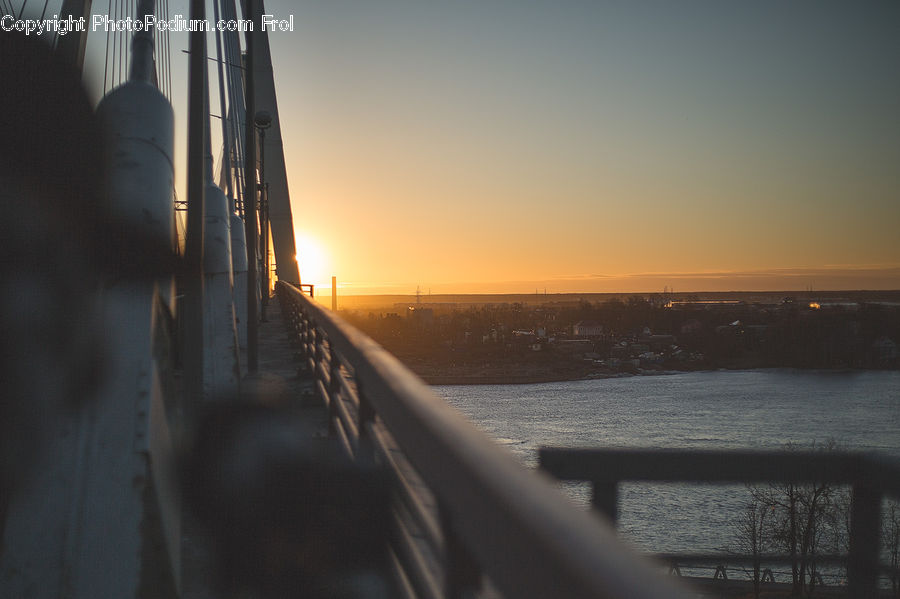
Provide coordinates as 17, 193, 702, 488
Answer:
885, 500, 900, 599
736, 497, 770, 599
740, 441, 845, 597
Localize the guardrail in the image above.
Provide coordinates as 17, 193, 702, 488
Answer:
276, 281, 691, 599
539, 447, 900, 598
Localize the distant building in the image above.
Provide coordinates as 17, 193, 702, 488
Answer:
641, 334, 676, 351
872, 336, 898, 366
668, 300, 743, 310
554, 339, 594, 356
680, 319, 703, 334
808, 301, 860, 312
573, 320, 604, 337
406, 306, 434, 327
512, 330, 537, 344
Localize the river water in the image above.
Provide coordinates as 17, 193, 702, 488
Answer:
434, 370, 900, 562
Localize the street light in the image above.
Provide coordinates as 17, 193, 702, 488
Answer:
254, 110, 272, 321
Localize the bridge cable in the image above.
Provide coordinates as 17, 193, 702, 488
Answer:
156, 0, 166, 97
221, 1, 238, 208
110, 0, 115, 88
164, 0, 172, 97
118, 0, 124, 85
223, 0, 247, 216
221, 0, 236, 192
15, 0, 26, 21
162, 0, 169, 96
212, 0, 233, 202
111, 0, 117, 88
157, 0, 165, 95
151, 1, 158, 87
118, 0, 124, 84
123, 0, 129, 83
102, 0, 111, 94
125, 0, 131, 81
128, 0, 134, 81
122, 0, 127, 83
110, 0, 117, 90
157, 1, 166, 96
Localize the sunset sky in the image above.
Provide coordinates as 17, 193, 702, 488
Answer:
74, 1, 900, 294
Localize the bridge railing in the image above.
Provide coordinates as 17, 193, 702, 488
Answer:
276, 281, 691, 599
539, 447, 900, 598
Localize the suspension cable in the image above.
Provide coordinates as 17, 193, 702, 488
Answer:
222, 0, 247, 216
164, 0, 172, 97
118, 0, 124, 84
212, 0, 233, 202
102, 0, 111, 94
111, 0, 118, 90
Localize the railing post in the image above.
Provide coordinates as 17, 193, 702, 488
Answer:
440, 503, 482, 599
848, 479, 881, 598
293, 304, 303, 342
591, 480, 618, 523
298, 307, 310, 374
327, 341, 340, 439
356, 381, 376, 466
286, 303, 300, 348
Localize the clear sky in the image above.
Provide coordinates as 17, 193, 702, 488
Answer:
69, 1, 900, 293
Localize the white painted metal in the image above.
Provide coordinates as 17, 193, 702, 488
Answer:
1, 75, 181, 597
203, 182, 241, 397
98, 76, 181, 592
0, 284, 180, 598
99, 82, 175, 268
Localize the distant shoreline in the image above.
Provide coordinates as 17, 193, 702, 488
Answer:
424, 366, 888, 386
423, 373, 583, 386
333, 289, 900, 311
423, 369, 684, 386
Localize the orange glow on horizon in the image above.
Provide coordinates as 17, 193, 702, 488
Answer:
294, 232, 331, 291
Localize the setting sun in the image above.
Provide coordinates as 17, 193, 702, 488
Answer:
293, 232, 330, 290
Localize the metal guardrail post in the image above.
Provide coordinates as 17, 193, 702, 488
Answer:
327, 341, 341, 439
592, 481, 618, 523
356, 382, 376, 466
849, 479, 881, 598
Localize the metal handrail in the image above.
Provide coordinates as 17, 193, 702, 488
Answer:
538, 448, 900, 494
277, 281, 691, 599
539, 447, 900, 598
